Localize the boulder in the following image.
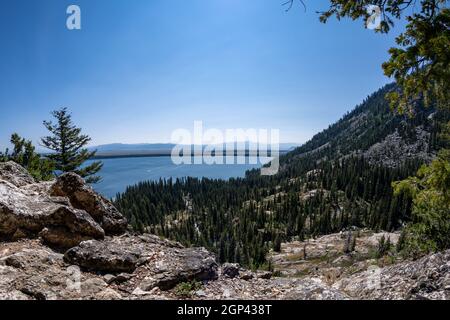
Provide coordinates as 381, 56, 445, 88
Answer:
222, 263, 240, 279
0, 180, 105, 247
39, 227, 97, 249
0, 245, 80, 300
0, 163, 128, 248
139, 248, 219, 291
50, 173, 127, 235
103, 274, 116, 284
114, 273, 134, 283
63, 235, 218, 291
64, 239, 141, 273
0, 161, 35, 187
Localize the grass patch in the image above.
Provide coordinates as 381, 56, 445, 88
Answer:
174, 280, 203, 298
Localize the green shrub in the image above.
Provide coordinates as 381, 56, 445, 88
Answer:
393, 149, 450, 258
174, 280, 203, 298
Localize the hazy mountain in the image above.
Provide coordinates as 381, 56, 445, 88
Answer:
89, 143, 176, 153
89, 142, 301, 157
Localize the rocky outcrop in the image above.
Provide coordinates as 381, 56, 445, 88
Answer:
0, 162, 35, 187
1, 162, 448, 300
0, 238, 346, 300
64, 239, 142, 273
1, 236, 449, 300
138, 247, 218, 291
0, 240, 115, 300
0, 163, 126, 248
0, 180, 104, 246
363, 127, 432, 168
50, 173, 127, 235
333, 250, 450, 300
65, 234, 219, 290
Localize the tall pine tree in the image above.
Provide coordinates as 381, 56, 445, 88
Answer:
41, 108, 103, 183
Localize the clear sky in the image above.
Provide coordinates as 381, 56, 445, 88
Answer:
0, 0, 407, 150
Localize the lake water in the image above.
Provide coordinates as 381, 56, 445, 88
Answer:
86, 156, 271, 198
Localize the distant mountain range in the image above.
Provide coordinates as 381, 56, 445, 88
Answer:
88, 142, 301, 158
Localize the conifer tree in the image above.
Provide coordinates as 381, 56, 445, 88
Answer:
273, 234, 282, 252
41, 108, 103, 183
5, 133, 55, 181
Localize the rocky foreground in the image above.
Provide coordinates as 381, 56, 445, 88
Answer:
0, 162, 449, 300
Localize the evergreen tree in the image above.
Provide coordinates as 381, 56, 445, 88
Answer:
2, 133, 54, 181
376, 235, 392, 258
351, 232, 357, 252
273, 234, 282, 253
393, 148, 450, 258
343, 231, 352, 254
41, 108, 103, 183
300, 0, 450, 112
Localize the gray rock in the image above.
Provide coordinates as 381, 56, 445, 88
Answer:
39, 227, 97, 249
64, 240, 141, 273
333, 250, 450, 300
103, 274, 116, 284
282, 278, 350, 300
0, 265, 21, 297
0, 246, 88, 300
222, 288, 232, 298
95, 288, 122, 300
1, 236, 449, 300
363, 127, 432, 168
103, 273, 133, 284
195, 290, 207, 297
64, 234, 218, 290
256, 271, 273, 280
0, 180, 105, 247
80, 278, 108, 296
0, 165, 128, 248
0, 161, 35, 187
50, 173, 127, 235
139, 247, 218, 291
115, 273, 133, 283
222, 263, 240, 278
240, 272, 254, 281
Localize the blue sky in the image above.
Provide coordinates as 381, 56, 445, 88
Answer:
0, 0, 406, 149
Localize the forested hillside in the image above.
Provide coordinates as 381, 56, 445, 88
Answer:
115, 84, 448, 269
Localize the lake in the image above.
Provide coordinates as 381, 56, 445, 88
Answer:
86, 156, 271, 198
